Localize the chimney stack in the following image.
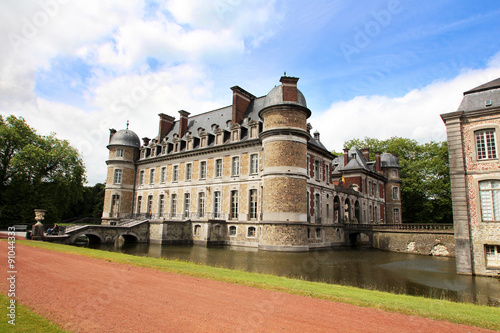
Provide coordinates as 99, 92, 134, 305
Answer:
375, 152, 382, 172
280, 76, 299, 103
231, 86, 255, 125
178, 110, 190, 138
362, 148, 370, 161
109, 128, 117, 143
158, 113, 175, 142
343, 148, 349, 166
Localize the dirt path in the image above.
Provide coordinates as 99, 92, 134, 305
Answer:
0, 242, 495, 333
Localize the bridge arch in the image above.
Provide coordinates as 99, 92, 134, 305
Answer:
70, 232, 104, 245
113, 232, 140, 244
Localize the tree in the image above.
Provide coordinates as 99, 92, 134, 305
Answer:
343, 137, 451, 224
0, 115, 86, 227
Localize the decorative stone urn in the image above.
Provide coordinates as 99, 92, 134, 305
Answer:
31, 209, 46, 240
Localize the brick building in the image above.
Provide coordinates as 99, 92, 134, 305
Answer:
441, 77, 500, 276
102, 76, 401, 251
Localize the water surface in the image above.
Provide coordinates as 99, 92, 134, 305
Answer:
87, 242, 500, 306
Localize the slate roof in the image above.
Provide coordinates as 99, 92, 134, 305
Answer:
109, 129, 141, 148
458, 77, 500, 112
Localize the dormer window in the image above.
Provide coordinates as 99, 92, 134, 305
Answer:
232, 130, 239, 142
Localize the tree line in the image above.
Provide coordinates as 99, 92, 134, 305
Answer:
0, 115, 103, 227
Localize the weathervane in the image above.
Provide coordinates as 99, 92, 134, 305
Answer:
126, 120, 129, 129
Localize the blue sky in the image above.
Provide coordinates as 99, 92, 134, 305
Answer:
1, 0, 500, 184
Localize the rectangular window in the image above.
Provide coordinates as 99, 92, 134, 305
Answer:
113, 169, 122, 184
215, 159, 223, 178
314, 160, 320, 180
200, 161, 207, 179
198, 192, 205, 217
485, 245, 500, 268
307, 156, 310, 177
158, 194, 165, 217
149, 169, 155, 184
392, 187, 399, 200
183, 193, 190, 218
250, 154, 259, 174
170, 194, 177, 217
315, 194, 321, 223
479, 180, 500, 221
160, 167, 166, 183
186, 163, 192, 181
214, 191, 221, 218
326, 165, 329, 184
147, 195, 153, 215
326, 204, 330, 219
116, 149, 124, 157
136, 196, 142, 215
393, 208, 400, 223
228, 225, 237, 236
139, 170, 145, 185
476, 129, 497, 160
315, 228, 321, 239
231, 190, 238, 219
249, 189, 257, 220
231, 156, 240, 176
173, 165, 179, 182
391, 169, 398, 178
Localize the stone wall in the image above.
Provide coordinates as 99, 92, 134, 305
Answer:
373, 231, 455, 257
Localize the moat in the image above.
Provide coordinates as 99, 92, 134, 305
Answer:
85, 241, 500, 306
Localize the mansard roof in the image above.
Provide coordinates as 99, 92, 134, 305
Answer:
458, 77, 500, 112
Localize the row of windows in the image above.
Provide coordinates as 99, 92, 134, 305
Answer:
137, 189, 259, 220
193, 225, 257, 238
138, 154, 259, 185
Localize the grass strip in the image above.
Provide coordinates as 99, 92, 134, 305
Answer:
14, 240, 500, 330
0, 293, 68, 333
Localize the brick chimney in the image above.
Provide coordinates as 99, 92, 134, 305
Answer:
231, 86, 255, 125
362, 148, 370, 161
280, 76, 299, 103
375, 151, 382, 172
178, 110, 190, 138
343, 148, 349, 166
158, 113, 175, 142
109, 128, 117, 143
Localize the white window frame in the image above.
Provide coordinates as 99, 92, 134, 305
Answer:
116, 149, 124, 158
113, 169, 122, 184
183, 193, 191, 218
475, 129, 497, 160
149, 169, 155, 184
228, 225, 237, 237
139, 170, 145, 185
247, 226, 256, 238
200, 161, 207, 179
215, 159, 223, 178
485, 245, 500, 268
160, 167, 166, 183
214, 191, 221, 218
230, 190, 238, 219
393, 208, 400, 223
392, 186, 399, 200
479, 180, 500, 221
249, 189, 258, 220
231, 156, 240, 176
173, 165, 179, 182
185, 163, 192, 181
198, 192, 206, 218
250, 153, 259, 175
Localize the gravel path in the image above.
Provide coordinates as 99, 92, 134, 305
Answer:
0, 241, 495, 333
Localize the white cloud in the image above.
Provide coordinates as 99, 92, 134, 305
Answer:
310, 53, 500, 152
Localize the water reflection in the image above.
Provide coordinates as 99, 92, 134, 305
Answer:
87, 242, 500, 306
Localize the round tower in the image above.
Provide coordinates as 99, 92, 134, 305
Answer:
258, 76, 311, 250
102, 127, 140, 225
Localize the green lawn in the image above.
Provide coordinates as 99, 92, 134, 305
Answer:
0, 293, 68, 333
8, 240, 500, 331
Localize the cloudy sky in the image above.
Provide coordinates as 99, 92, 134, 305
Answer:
1, 0, 500, 185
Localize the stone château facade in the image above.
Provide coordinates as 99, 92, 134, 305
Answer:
441, 77, 500, 276
102, 76, 401, 251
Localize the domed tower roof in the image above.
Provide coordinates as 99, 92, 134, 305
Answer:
108, 129, 141, 149
262, 84, 308, 109
380, 153, 400, 168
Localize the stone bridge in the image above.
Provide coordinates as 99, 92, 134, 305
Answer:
345, 223, 455, 256
48, 219, 149, 245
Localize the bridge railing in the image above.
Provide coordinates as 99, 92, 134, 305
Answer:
373, 224, 454, 231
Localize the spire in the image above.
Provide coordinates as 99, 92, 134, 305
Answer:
126, 120, 129, 130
